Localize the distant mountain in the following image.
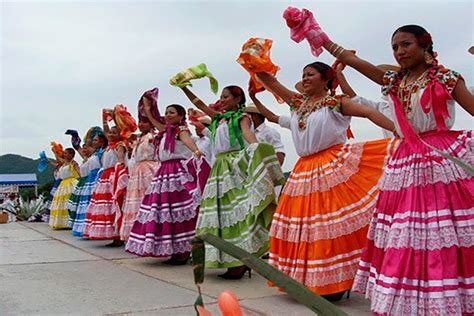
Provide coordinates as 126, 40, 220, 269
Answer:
0, 154, 55, 185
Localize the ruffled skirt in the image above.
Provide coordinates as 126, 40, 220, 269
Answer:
352, 130, 474, 315
269, 138, 396, 295
126, 157, 210, 257
197, 143, 285, 268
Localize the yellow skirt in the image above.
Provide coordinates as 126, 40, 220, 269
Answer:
49, 177, 78, 229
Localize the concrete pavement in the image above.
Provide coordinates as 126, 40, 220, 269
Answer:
0, 222, 371, 315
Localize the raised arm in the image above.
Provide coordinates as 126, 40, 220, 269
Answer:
240, 116, 257, 144
102, 109, 112, 136
335, 64, 357, 98
54, 155, 67, 165
48, 160, 59, 168
77, 148, 87, 160
323, 42, 385, 85
179, 130, 202, 157
180, 87, 219, 118
452, 78, 474, 116
143, 97, 165, 132
255, 72, 298, 104
341, 98, 395, 133
72, 161, 80, 175
249, 91, 280, 124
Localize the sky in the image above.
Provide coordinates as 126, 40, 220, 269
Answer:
1, 0, 473, 171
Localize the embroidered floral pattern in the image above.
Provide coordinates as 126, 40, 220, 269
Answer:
381, 67, 461, 119
289, 94, 346, 130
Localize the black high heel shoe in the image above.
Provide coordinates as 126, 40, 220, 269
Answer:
105, 239, 124, 247
163, 253, 190, 265
218, 266, 251, 280
322, 290, 350, 302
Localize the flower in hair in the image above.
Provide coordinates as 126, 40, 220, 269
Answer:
419, 33, 432, 48
325, 68, 335, 81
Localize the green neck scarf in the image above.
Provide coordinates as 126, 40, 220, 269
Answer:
209, 108, 245, 149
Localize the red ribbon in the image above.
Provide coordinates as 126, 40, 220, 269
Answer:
390, 93, 442, 162
419, 79, 451, 131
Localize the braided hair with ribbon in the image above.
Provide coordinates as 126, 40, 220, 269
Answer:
387, 25, 452, 159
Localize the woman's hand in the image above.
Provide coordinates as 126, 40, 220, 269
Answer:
143, 97, 152, 112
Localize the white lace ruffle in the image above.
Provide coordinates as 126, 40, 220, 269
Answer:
135, 202, 198, 224
368, 219, 474, 250
198, 146, 282, 229
270, 259, 359, 287
270, 204, 372, 242
202, 145, 283, 200
84, 225, 117, 239
370, 286, 473, 315
86, 202, 114, 216
146, 172, 194, 195
204, 226, 269, 264
202, 170, 245, 200
283, 143, 364, 196
198, 177, 277, 229
126, 237, 192, 257
380, 131, 473, 191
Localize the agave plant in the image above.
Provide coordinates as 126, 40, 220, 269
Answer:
192, 234, 347, 316
16, 196, 46, 221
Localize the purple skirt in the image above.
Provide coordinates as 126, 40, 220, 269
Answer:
125, 157, 210, 257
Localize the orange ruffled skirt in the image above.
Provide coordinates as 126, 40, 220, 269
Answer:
269, 138, 397, 295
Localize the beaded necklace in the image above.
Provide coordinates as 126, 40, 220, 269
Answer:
293, 93, 344, 130
398, 69, 430, 118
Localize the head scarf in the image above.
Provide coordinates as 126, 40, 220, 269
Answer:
65, 130, 81, 149
113, 104, 138, 140
50, 142, 64, 159
283, 7, 330, 57
170, 63, 218, 94
37, 151, 48, 173
237, 38, 282, 102
138, 88, 162, 124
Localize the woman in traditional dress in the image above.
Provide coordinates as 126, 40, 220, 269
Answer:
68, 145, 94, 228
126, 101, 210, 264
317, 24, 474, 314
179, 85, 285, 279
253, 60, 396, 299
49, 148, 80, 229
71, 132, 106, 237
120, 118, 158, 241
84, 111, 127, 246
43, 165, 61, 223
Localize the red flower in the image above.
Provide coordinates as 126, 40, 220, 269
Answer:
418, 33, 432, 48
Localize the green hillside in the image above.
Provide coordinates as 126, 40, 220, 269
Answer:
0, 154, 55, 185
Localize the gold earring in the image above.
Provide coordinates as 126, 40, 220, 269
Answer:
424, 51, 433, 65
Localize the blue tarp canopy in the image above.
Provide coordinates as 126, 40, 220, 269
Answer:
0, 174, 38, 186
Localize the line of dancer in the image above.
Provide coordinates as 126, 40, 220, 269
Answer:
41, 6, 473, 315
